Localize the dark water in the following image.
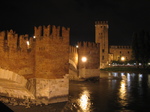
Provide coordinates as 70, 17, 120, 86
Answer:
4, 72, 150, 112
65, 73, 150, 112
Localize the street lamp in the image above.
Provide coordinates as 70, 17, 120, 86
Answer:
82, 57, 87, 62
26, 41, 30, 49
121, 56, 125, 61
76, 45, 79, 48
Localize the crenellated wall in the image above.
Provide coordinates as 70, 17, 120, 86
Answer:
95, 21, 108, 25
109, 45, 133, 61
110, 45, 132, 49
0, 30, 34, 78
0, 25, 70, 79
0, 25, 70, 106
77, 41, 100, 69
34, 25, 70, 38
75, 41, 100, 78
33, 25, 70, 79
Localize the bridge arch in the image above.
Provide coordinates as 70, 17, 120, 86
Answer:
69, 59, 77, 70
0, 68, 27, 86
0, 68, 34, 100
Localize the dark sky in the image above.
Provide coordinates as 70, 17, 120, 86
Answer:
0, 0, 150, 46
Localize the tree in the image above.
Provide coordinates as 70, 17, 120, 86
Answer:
132, 32, 139, 67
132, 30, 150, 68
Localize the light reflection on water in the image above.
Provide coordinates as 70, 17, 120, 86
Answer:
119, 79, 127, 107
78, 90, 91, 111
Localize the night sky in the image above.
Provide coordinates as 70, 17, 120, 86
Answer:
0, 0, 150, 46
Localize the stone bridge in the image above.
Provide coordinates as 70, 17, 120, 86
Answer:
0, 68, 33, 99
0, 68, 68, 107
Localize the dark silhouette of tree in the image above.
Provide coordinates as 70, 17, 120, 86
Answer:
132, 30, 150, 68
132, 32, 139, 67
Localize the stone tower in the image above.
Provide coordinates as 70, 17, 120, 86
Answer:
95, 21, 109, 68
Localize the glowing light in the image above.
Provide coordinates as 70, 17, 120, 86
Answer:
139, 74, 143, 81
26, 41, 30, 46
33, 36, 36, 39
121, 56, 125, 61
82, 57, 87, 62
26, 41, 30, 49
139, 74, 143, 78
76, 45, 79, 48
127, 63, 130, 65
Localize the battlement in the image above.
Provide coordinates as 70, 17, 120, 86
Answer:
77, 41, 99, 48
110, 45, 132, 49
69, 46, 77, 53
95, 21, 108, 25
0, 24, 70, 53
0, 30, 30, 52
34, 25, 70, 39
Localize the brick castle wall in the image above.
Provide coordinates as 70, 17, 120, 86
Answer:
0, 30, 34, 78
77, 42, 100, 69
109, 45, 132, 61
34, 25, 70, 79
0, 25, 70, 79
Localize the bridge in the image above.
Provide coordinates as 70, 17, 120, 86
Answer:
0, 25, 101, 107
0, 67, 69, 107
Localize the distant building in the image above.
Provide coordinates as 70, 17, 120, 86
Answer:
95, 21, 132, 68
69, 21, 133, 79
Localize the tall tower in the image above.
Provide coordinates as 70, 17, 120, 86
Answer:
95, 21, 109, 68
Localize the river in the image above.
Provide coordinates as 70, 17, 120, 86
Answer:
3, 72, 150, 112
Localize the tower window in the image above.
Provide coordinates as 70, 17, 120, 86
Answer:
120, 51, 122, 54
102, 49, 105, 53
128, 51, 130, 54
102, 56, 104, 60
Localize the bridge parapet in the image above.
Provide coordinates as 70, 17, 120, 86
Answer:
0, 68, 69, 107
0, 68, 27, 86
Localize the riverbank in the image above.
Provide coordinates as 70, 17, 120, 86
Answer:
100, 66, 150, 74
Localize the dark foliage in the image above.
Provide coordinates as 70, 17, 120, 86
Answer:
132, 30, 150, 68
